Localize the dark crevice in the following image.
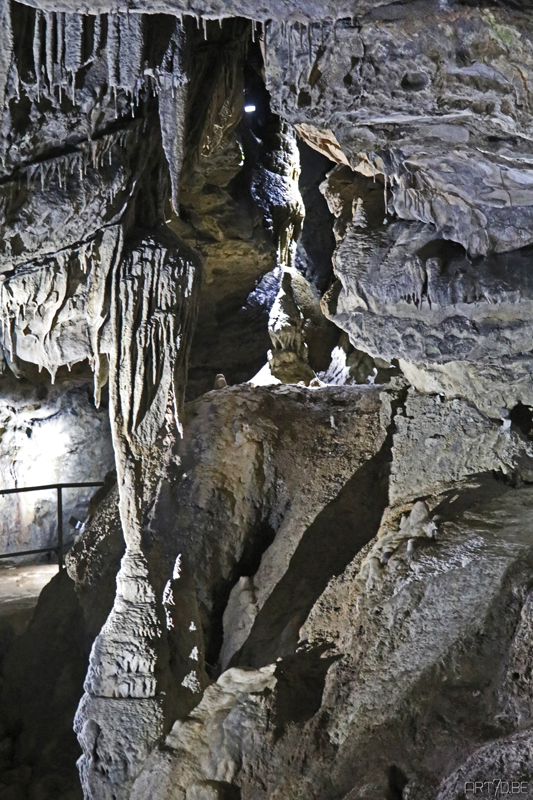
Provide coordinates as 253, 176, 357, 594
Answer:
509, 403, 533, 439
296, 138, 336, 296
273, 644, 341, 739
386, 765, 409, 800
204, 519, 278, 675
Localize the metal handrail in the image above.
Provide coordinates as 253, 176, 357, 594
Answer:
0, 481, 105, 568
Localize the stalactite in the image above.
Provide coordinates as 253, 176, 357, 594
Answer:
92, 14, 101, 58
0, 0, 13, 136
64, 13, 82, 100
118, 12, 143, 96
0, 226, 123, 388
107, 12, 119, 90
33, 10, 43, 97
64, 13, 82, 74
56, 11, 64, 70
157, 20, 187, 212
44, 12, 54, 86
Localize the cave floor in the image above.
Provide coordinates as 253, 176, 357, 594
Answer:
0, 563, 58, 637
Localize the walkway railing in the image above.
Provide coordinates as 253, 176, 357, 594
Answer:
0, 482, 105, 569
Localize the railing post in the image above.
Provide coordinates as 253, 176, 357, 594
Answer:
57, 486, 63, 570
0, 480, 104, 563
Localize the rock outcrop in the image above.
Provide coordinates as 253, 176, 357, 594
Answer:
263, 6, 533, 412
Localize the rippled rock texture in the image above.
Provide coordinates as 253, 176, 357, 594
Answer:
263, 5, 533, 412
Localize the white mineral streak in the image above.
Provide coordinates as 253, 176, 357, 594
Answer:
173, 553, 182, 579
163, 580, 175, 605
157, 22, 187, 211
165, 609, 175, 629
181, 671, 201, 693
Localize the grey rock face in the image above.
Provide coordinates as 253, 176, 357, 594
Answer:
390, 389, 533, 504
128, 478, 533, 800
64, 381, 397, 797
0, 373, 114, 558
261, 6, 533, 411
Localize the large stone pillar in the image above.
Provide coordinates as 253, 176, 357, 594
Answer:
75, 229, 201, 800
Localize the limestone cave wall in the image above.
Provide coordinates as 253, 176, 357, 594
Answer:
2, 3, 533, 800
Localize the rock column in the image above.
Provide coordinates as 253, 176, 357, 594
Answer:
75, 231, 200, 800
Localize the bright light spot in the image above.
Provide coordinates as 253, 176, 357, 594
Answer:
173, 554, 182, 580
190, 646, 199, 661
165, 607, 174, 630
244, 104, 256, 113
163, 580, 175, 606
248, 362, 281, 387
181, 671, 201, 693
26, 424, 69, 487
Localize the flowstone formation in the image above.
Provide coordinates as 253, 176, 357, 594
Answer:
5, 2, 533, 800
